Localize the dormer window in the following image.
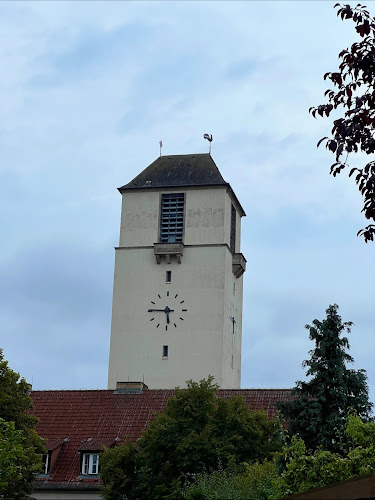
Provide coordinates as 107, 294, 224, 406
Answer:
160, 193, 184, 243
81, 452, 100, 475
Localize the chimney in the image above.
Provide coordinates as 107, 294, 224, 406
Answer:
114, 381, 148, 394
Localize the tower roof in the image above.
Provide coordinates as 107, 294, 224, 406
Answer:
119, 153, 227, 191
119, 153, 245, 215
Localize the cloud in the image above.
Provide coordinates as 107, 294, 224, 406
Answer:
28, 21, 157, 88
0, 242, 113, 389
0, 0, 374, 402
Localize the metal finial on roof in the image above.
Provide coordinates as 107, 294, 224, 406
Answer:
203, 133, 213, 154
159, 140, 163, 157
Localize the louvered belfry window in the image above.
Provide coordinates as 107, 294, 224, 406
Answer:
160, 193, 184, 243
230, 204, 236, 252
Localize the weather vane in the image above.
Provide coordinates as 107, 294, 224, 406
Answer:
159, 140, 163, 157
203, 133, 213, 154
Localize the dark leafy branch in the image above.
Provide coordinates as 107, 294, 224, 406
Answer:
310, 3, 375, 242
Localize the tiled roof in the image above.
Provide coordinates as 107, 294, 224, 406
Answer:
31, 388, 292, 489
119, 154, 227, 191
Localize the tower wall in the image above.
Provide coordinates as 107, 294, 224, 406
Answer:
108, 172, 245, 389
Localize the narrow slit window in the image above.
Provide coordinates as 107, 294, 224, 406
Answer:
160, 193, 184, 243
230, 204, 236, 253
162, 345, 168, 358
166, 271, 171, 283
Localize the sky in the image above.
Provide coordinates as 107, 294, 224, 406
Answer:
1, 1, 374, 403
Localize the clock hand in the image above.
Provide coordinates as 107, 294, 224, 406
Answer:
164, 306, 174, 324
148, 306, 175, 325
148, 308, 175, 313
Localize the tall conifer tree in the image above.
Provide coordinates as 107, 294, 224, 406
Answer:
278, 304, 372, 451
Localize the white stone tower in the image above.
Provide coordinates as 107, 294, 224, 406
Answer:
107, 154, 246, 389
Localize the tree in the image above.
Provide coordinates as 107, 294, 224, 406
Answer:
182, 460, 279, 500
273, 413, 375, 499
310, 3, 375, 242
0, 419, 43, 498
101, 377, 282, 500
0, 349, 45, 499
277, 304, 372, 452
183, 413, 375, 500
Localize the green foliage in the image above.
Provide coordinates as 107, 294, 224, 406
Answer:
278, 304, 372, 452
272, 436, 352, 498
185, 413, 375, 500
183, 461, 279, 500
0, 419, 42, 498
345, 410, 375, 448
0, 349, 45, 499
101, 377, 282, 500
273, 413, 375, 499
0, 350, 37, 431
310, 3, 375, 242
100, 442, 139, 500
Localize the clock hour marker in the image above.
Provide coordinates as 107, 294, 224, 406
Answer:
174, 323, 177, 328
150, 318, 155, 321
157, 323, 160, 328
158, 294, 161, 298
151, 301, 155, 304
182, 309, 187, 312
180, 317, 184, 321
165, 325, 168, 331
180, 300, 184, 304
175, 294, 178, 298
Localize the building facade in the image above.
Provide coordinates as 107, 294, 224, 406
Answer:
107, 154, 246, 389
31, 388, 292, 499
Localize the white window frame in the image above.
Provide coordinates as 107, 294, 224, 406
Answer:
81, 453, 100, 475
41, 452, 51, 474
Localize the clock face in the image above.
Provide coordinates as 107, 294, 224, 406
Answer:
147, 291, 188, 331
229, 304, 236, 336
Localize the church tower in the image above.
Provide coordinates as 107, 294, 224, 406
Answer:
107, 154, 246, 389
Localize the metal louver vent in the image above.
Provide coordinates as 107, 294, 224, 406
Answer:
160, 193, 184, 243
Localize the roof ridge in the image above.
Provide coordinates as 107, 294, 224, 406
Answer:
31, 388, 291, 393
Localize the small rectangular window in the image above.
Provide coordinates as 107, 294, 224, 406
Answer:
82, 453, 100, 475
166, 271, 171, 283
230, 204, 236, 253
162, 345, 168, 358
160, 193, 184, 243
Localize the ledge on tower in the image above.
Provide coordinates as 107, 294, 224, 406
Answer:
232, 253, 246, 278
154, 243, 184, 264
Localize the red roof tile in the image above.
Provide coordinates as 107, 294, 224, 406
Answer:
31, 388, 292, 488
